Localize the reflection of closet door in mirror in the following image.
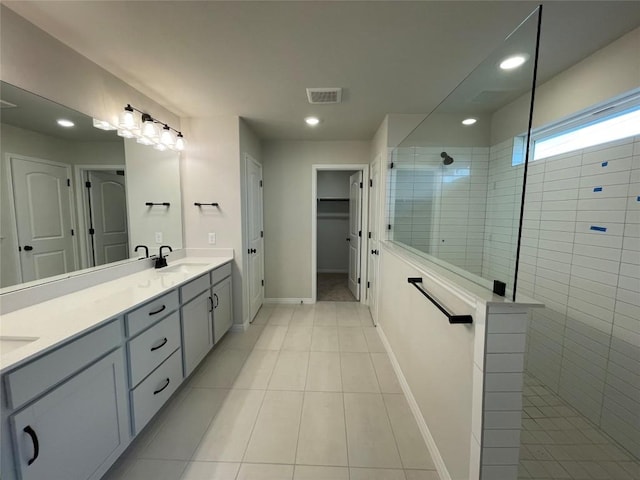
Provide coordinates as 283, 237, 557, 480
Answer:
9, 155, 76, 282
86, 171, 129, 266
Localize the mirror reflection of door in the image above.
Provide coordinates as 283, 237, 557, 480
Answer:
84, 170, 129, 267
9, 155, 76, 283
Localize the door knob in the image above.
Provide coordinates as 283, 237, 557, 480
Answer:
251, 248, 257, 254
23, 245, 34, 251
346, 238, 350, 242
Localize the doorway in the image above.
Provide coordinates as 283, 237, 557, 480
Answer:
245, 154, 264, 323
312, 165, 369, 303
74, 165, 128, 268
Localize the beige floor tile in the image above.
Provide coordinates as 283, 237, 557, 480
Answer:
236, 463, 294, 480
252, 306, 274, 325
254, 325, 288, 350
311, 326, 339, 352
268, 351, 309, 390
356, 306, 374, 326
141, 388, 230, 460
341, 352, 380, 393
179, 461, 240, 480
117, 459, 187, 480
191, 348, 250, 388
268, 306, 295, 326
217, 326, 263, 351
314, 303, 337, 326
336, 303, 362, 327
338, 327, 369, 352
233, 349, 279, 389
293, 465, 349, 480
404, 470, 440, 480
344, 393, 402, 468
349, 468, 406, 480
282, 325, 313, 351
371, 353, 402, 394
296, 392, 348, 466
192, 389, 265, 462
383, 394, 435, 469
363, 327, 386, 352
244, 391, 304, 464
292, 305, 315, 325
306, 352, 342, 392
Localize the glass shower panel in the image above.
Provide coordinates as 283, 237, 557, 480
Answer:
386, 7, 541, 299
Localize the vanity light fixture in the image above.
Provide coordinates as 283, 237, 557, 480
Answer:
103, 104, 185, 152
462, 118, 477, 125
57, 119, 75, 127
499, 54, 528, 70
305, 116, 320, 126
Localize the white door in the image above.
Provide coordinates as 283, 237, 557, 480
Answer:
87, 171, 129, 266
10, 156, 76, 282
246, 156, 264, 322
348, 171, 363, 300
367, 160, 380, 324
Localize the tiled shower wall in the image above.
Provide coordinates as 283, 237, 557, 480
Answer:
391, 146, 489, 276
516, 136, 640, 458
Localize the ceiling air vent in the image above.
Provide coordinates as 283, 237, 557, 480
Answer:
306, 88, 342, 104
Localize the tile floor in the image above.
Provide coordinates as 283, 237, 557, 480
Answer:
103, 302, 439, 480
518, 373, 640, 480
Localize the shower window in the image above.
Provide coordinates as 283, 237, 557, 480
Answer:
386, 7, 542, 299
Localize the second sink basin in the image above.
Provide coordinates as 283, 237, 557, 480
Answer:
157, 263, 211, 275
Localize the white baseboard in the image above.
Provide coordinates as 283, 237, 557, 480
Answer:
231, 321, 249, 332
263, 298, 314, 304
376, 324, 452, 480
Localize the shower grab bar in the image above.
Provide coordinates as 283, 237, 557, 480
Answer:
407, 277, 473, 324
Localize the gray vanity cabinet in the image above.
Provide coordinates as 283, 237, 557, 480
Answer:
212, 276, 233, 344
181, 288, 214, 377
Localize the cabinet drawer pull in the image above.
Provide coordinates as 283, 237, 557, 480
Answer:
148, 305, 166, 316
23, 425, 39, 466
150, 337, 168, 351
153, 378, 170, 395
214, 293, 219, 308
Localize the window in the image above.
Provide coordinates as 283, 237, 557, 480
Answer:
512, 89, 640, 165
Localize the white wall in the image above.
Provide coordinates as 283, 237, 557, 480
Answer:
262, 141, 369, 299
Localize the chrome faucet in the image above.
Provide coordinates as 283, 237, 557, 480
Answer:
134, 245, 149, 258
155, 245, 173, 269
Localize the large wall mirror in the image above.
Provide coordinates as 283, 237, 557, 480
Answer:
0, 81, 183, 290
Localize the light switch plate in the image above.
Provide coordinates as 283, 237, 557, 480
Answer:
208, 232, 216, 245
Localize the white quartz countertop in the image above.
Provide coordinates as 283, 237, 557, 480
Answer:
0, 257, 233, 374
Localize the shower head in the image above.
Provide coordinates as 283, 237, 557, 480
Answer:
440, 151, 454, 165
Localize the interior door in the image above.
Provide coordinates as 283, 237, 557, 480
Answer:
246, 156, 264, 322
10, 156, 75, 282
87, 171, 129, 266
348, 171, 363, 300
367, 160, 380, 324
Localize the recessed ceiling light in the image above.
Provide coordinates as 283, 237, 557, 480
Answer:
499, 55, 528, 70
57, 119, 75, 127
305, 116, 320, 126
462, 118, 477, 126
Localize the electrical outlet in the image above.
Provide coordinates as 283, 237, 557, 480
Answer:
155, 232, 163, 244
208, 232, 216, 245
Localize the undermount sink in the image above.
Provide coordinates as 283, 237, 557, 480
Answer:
0, 336, 39, 354
157, 263, 211, 275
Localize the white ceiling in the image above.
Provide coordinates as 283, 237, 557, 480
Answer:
4, 1, 640, 141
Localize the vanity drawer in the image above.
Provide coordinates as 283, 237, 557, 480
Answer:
4, 319, 123, 410
127, 290, 179, 336
128, 311, 181, 387
130, 348, 182, 434
211, 262, 232, 286
180, 273, 211, 304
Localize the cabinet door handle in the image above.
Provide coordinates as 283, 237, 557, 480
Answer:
214, 293, 219, 308
148, 305, 166, 316
150, 337, 168, 351
23, 425, 39, 466
153, 378, 170, 395
208, 296, 214, 312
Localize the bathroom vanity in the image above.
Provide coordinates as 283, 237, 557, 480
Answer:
0, 257, 233, 480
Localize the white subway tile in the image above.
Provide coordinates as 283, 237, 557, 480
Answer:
485, 354, 525, 373
484, 373, 524, 392
481, 465, 519, 479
